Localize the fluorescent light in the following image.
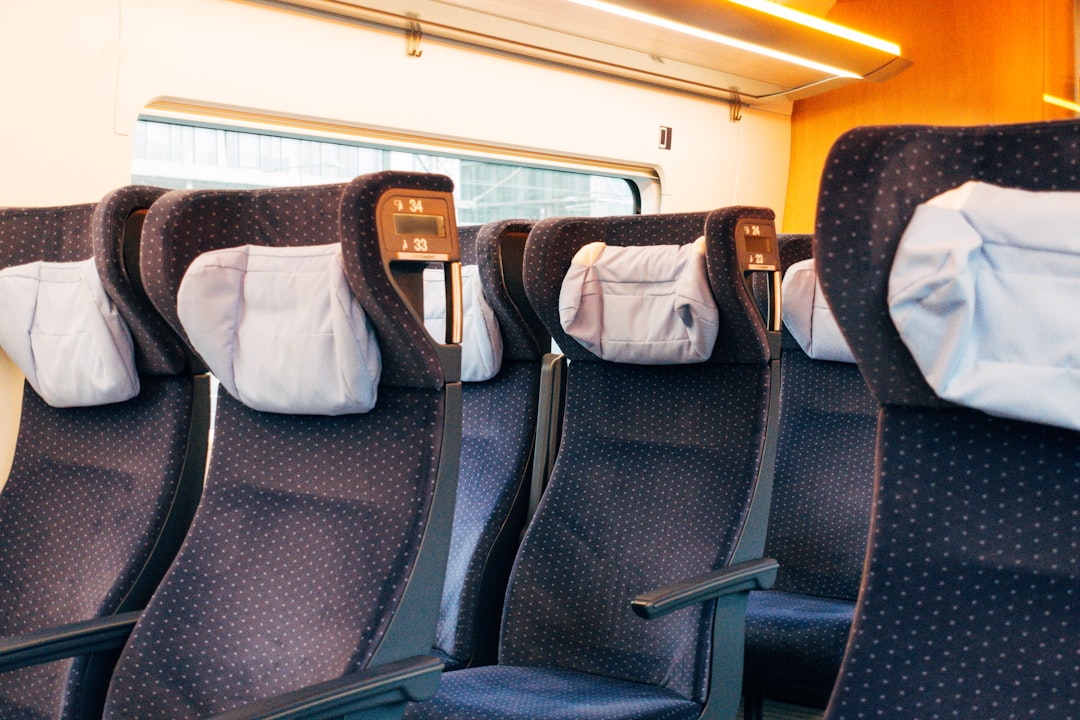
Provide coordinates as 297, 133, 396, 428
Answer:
1044, 94, 1080, 113
567, 0, 862, 79
729, 0, 901, 56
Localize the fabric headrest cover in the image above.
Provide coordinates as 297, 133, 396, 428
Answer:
178, 243, 381, 415
0, 258, 139, 407
889, 181, 1080, 431
781, 258, 855, 363
423, 265, 503, 382
559, 237, 718, 364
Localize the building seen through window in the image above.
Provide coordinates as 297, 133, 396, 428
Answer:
132, 119, 638, 223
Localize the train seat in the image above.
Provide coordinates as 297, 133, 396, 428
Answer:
815, 119, 1080, 719
404, 207, 781, 720
0, 186, 208, 720
741, 235, 877, 716
0, 173, 464, 719
424, 220, 554, 670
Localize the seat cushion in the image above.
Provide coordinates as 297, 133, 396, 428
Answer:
744, 590, 854, 693
404, 665, 701, 720
0, 257, 139, 407
178, 242, 381, 416
559, 238, 718, 364
889, 181, 1080, 431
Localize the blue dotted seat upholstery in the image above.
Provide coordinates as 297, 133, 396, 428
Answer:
0, 187, 207, 720
814, 120, 1080, 719
434, 220, 547, 670
405, 208, 779, 720
97, 173, 462, 719
742, 235, 877, 711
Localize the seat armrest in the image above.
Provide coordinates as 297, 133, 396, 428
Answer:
208, 655, 444, 720
0, 610, 141, 673
631, 558, 779, 620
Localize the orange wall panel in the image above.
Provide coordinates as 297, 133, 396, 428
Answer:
783, 0, 1075, 232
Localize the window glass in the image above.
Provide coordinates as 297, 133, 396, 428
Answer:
132, 118, 639, 222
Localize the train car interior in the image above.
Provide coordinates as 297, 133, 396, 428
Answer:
0, 1, 1077, 719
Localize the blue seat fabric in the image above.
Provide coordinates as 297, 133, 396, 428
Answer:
0, 379, 194, 720
743, 592, 856, 697
435, 222, 543, 670
101, 173, 458, 719
102, 389, 442, 718
815, 120, 1080, 719
0, 187, 200, 720
407, 665, 699, 720
743, 236, 877, 707
407, 209, 776, 720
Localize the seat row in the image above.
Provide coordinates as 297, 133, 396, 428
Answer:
0, 117, 1077, 720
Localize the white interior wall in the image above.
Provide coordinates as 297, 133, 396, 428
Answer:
0, 0, 793, 484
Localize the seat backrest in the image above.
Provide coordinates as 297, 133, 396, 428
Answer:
815, 119, 1080, 719
0, 186, 207, 720
101, 172, 462, 719
430, 220, 548, 670
742, 235, 878, 706
763, 235, 876, 602
499, 208, 777, 705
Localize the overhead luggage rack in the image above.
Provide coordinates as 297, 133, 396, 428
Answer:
262, 0, 908, 109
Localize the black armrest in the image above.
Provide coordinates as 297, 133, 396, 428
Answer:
208, 655, 443, 720
632, 558, 779, 620
0, 611, 141, 673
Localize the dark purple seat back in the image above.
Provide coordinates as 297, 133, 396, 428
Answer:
434, 220, 545, 670
101, 173, 461, 719
0, 186, 205, 720
496, 208, 774, 704
815, 120, 1080, 720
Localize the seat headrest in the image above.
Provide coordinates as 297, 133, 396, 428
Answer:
781, 259, 855, 363
889, 181, 1080, 431
460, 221, 545, 361
177, 243, 381, 415
558, 237, 719, 364
0, 258, 139, 407
423, 265, 503, 382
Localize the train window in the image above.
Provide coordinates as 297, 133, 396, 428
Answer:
131, 118, 642, 222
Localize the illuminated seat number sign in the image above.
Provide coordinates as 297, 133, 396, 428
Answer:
737, 219, 778, 271
378, 192, 457, 262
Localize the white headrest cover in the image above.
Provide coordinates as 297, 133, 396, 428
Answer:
178, 243, 381, 416
423, 265, 503, 382
559, 237, 718, 364
0, 258, 139, 407
781, 258, 855, 363
889, 181, 1080, 431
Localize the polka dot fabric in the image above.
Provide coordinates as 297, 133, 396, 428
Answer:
92, 185, 186, 376
499, 362, 769, 703
523, 210, 773, 366
828, 408, 1079, 719
744, 236, 879, 704
435, 222, 544, 669
0, 203, 97, 267
0, 194, 199, 720
340, 172, 455, 389
407, 208, 775, 720
814, 119, 1080, 408
815, 120, 1080, 720
406, 665, 700, 720
105, 172, 456, 719
469, 220, 545, 362
102, 388, 444, 719
139, 183, 346, 366
744, 348, 878, 700
0, 379, 194, 720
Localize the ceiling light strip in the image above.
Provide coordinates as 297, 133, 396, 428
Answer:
1044, 94, 1080, 113
728, 0, 900, 55
567, 0, 862, 79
